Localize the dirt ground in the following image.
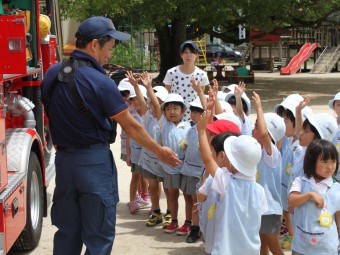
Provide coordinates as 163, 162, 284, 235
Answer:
8, 71, 340, 255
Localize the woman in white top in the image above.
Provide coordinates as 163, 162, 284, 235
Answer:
164, 40, 209, 122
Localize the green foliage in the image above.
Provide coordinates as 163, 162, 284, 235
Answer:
110, 41, 159, 70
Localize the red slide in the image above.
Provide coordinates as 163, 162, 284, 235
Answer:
280, 42, 320, 75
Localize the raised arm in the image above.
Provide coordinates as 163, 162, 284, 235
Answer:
197, 111, 218, 176
295, 96, 311, 135
253, 91, 272, 155
211, 79, 222, 114
140, 71, 162, 120
126, 71, 147, 115
191, 76, 206, 110
234, 82, 246, 122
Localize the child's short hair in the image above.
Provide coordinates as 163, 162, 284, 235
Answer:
120, 90, 130, 98
163, 101, 185, 110
303, 139, 339, 178
210, 132, 240, 154
284, 109, 295, 127
189, 106, 204, 113
227, 96, 248, 115
302, 119, 321, 140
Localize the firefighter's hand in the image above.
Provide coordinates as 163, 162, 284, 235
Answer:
156, 147, 181, 167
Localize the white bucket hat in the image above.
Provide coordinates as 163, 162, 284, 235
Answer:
225, 91, 251, 116
264, 113, 286, 144
217, 91, 227, 101
305, 113, 338, 141
153, 86, 168, 102
219, 101, 233, 114
274, 97, 312, 120
224, 135, 262, 177
328, 92, 340, 110
128, 85, 148, 100
118, 78, 134, 92
161, 93, 187, 111
214, 112, 242, 131
189, 97, 204, 110
221, 84, 238, 93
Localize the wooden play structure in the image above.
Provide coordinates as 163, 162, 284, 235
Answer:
243, 24, 340, 74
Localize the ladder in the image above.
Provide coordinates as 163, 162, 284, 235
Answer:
195, 34, 208, 65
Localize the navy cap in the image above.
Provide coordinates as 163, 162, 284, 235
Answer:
179, 40, 199, 52
76, 16, 131, 41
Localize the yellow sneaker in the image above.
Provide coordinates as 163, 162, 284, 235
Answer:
146, 213, 163, 227
281, 235, 293, 249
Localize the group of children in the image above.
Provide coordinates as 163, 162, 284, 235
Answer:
117, 40, 340, 255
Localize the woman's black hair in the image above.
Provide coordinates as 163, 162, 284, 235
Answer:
302, 119, 321, 140
180, 44, 198, 54
227, 96, 248, 115
75, 35, 112, 49
189, 106, 204, 113
304, 139, 339, 178
210, 132, 240, 154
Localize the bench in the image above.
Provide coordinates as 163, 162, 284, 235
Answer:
228, 67, 255, 83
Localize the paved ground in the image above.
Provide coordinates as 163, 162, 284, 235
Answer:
9, 71, 340, 255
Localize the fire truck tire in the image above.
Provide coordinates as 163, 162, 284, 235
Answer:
13, 152, 44, 251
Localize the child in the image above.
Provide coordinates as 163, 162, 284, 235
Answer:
197, 132, 240, 254
289, 139, 340, 255
328, 92, 340, 181
150, 91, 191, 234
137, 72, 171, 227
180, 80, 206, 240
197, 111, 267, 254
274, 94, 307, 248
125, 72, 150, 213
117, 78, 133, 161
252, 92, 286, 255
163, 40, 209, 121
290, 111, 338, 186
225, 82, 252, 135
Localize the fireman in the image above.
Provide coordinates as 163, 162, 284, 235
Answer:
41, 16, 181, 255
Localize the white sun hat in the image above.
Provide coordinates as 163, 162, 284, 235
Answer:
153, 86, 168, 102
128, 85, 147, 99
161, 93, 187, 111
223, 135, 262, 177
328, 92, 340, 110
189, 97, 204, 110
305, 113, 338, 141
118, 78, 134, 92
217, 91, 227, 101
219, 101, 233, 114
274, 95, 313, 120
264, 113, 286, 144
225, 91, 251, 116
214, 112, 242, 131
221, 84, 238, 93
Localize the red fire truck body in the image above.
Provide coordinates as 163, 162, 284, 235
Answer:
0, 0, 58, 253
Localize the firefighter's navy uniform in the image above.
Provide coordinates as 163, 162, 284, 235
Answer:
42, 49, 128, 255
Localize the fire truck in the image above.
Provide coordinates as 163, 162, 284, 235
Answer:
0, 0, 59, 253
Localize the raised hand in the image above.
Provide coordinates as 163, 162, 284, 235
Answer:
234, 82, 246, 99
191, 76, 202, 93
125, 70, 138, 87
140, 71, 153, 89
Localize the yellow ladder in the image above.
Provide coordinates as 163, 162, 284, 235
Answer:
195, 34, 208, 65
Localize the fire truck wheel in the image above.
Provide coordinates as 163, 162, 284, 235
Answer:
13, 152, 44, 251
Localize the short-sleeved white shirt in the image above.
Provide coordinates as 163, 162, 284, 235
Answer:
163, 65, 209, 121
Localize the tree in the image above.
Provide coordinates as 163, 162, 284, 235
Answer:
60, 0, 340, 82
